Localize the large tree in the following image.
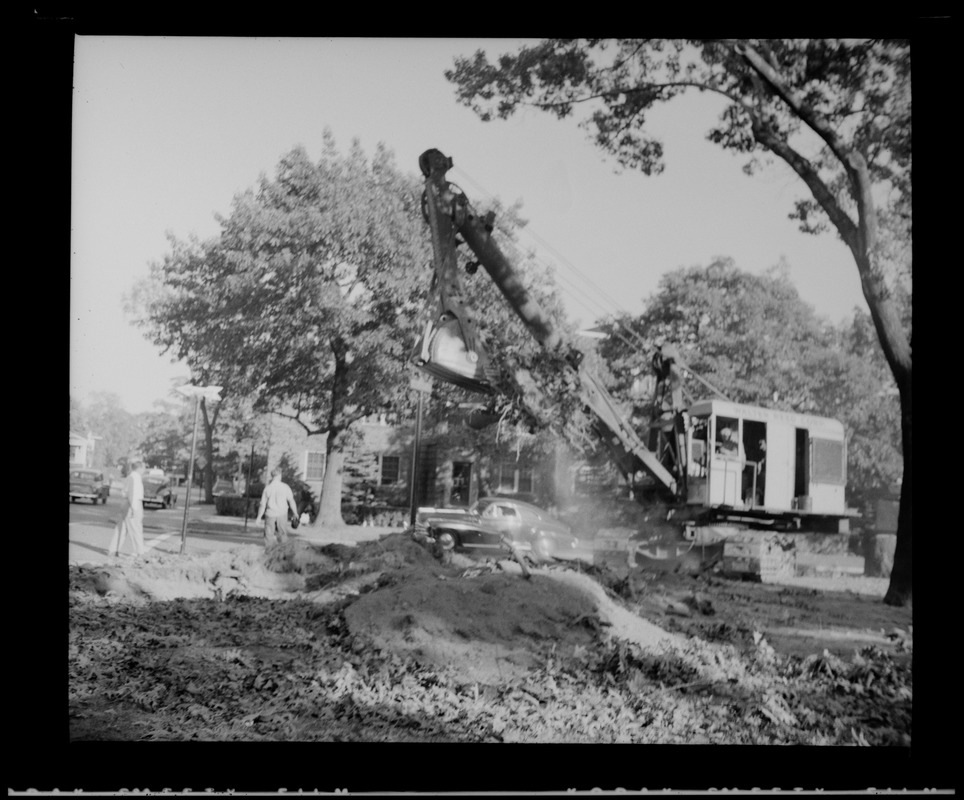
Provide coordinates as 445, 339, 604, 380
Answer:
446, 38, 913, 605
126, 260, 234, 503
128, 134, 433, 526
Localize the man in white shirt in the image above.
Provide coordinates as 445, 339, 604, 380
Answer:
255, 467, 299, 546
109, 459, 146, 558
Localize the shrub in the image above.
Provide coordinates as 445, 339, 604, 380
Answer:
215, 494, 260, 517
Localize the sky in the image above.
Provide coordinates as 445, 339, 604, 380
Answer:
70, 37, 869, 416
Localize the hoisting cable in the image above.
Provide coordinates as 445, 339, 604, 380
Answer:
452, 163, 731, 402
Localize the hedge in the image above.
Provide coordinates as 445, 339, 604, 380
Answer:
215, 494, 260, 518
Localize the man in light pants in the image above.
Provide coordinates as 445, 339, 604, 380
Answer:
108, 460, 145, 558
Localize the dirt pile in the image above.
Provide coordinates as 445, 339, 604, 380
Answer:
70, 532, 681, 686
68, 529, 914, 745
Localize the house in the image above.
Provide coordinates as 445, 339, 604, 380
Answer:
69, 430, 97, 467
258, 410, 578, 522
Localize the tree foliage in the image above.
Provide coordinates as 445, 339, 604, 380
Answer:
80, 392, 140, 470
446, 38, 912, 605
596, 259, 901, 506
127, 134, 434, 525
137, 408, 190, 473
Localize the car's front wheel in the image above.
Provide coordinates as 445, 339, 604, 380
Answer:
533, 534, 554, 561
434, 530, 457, 551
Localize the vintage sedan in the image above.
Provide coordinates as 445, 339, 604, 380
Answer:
142, 476, 177, 509
416, 496, 577, 561
69, 468, 110, 504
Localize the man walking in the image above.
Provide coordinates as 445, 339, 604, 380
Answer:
255, 467, 299, 546
108, 459, 146, 558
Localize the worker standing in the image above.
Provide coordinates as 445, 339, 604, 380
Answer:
108, 459, 146, 558
254, 467, 299, 546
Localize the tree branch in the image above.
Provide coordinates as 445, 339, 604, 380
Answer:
750, 119, 860, 253
524, 80, 743, 114
733, 42, 877, 253
271, 407, 328, 438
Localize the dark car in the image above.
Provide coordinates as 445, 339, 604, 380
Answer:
69, 468, 110, 504
416, 496, 578, 561
142, 476, 177, 509
212, 479, 236, 497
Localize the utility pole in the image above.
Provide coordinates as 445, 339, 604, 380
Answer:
175, 384, 222, 555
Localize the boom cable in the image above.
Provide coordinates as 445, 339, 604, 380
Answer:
452, 165, 653, 355
452, 164, 731, 403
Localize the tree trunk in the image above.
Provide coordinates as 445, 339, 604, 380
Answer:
884, 377, 912, 606
736, 49, 912, 606
317, 427, 346, 527
851, 257, 911, 607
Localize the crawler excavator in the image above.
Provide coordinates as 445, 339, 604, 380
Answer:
413, 148, 854, 581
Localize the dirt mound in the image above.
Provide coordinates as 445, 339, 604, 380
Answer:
343, 570, 600, 685
69, 532, 681, 687
68, 528, 916, 746
70, 545, 310, 603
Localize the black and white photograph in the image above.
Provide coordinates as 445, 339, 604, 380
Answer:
45, 25, 947, 796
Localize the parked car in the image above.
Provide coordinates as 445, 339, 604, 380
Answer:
142, 476, 176, 509
69, 468, 110, 504
416, 496, 577, 560
213, 479, 236, 497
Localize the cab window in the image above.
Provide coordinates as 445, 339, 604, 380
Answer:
715, 416, 742, 457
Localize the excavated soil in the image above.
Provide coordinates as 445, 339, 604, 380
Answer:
68, 530, 914, 747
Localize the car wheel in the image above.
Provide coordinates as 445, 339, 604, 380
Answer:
435, 530, 457, 551
533, 535, 554, 561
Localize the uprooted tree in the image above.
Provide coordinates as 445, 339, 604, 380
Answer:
446, 38, 912, 606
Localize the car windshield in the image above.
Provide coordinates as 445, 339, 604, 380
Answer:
471, 498, 495, 515
70, 471, 97, 480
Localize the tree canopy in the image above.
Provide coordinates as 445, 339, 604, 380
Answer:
595, 258, 902, 506
446, 38, 913, 604
127, 135, 439, 524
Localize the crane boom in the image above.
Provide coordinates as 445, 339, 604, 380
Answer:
416, 148, 678, 496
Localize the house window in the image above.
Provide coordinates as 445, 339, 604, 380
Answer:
494, 462, 533, 494
517, 468, 533, 495
380, 455, 400, 485
494, 463, 515, 493
306, 451, 326, 481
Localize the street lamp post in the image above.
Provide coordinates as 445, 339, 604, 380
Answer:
176, 384, 222, 555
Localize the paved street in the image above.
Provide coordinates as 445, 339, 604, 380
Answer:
68, 490, 414, 566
